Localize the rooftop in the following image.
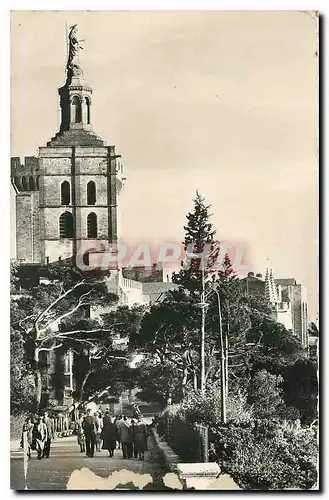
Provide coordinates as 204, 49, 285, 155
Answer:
142, 281, 179, 303
275, 278, 297, 286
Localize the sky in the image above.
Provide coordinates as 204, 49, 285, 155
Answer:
10, 10, 318, 321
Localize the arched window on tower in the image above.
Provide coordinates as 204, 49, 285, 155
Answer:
85, 97, 91, 124
87, 212, 97, 238
36, 176, 40, 190
87, 181, 96, 205
61, 181, 71, 205
21, 176, 28, 191
29, 176, 35, 191
59, 212, 74, 238
72, 96, 82, 123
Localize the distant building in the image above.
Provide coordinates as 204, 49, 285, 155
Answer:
241, 270, 308, 347
308, 336, 318, 359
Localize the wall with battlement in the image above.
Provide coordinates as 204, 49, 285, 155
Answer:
11, 156, 40, 193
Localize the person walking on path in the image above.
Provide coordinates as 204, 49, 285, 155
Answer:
33, 416, 48, 460
130, 419, 138, 458
134, 415, 148, 460
103, 410, 112, 428
114, 415, 122, 450
76, 413, 86, 453
82, 409, 97, 458
95, 412, 103, 452
101, 412, 117, 457
132, 404, 141, 420
43, 411, 54, 458
119, 416, 133, 459
20, 417, 34, 459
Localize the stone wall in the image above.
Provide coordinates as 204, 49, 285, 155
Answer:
16, 192, 41, 263
286, 284, 308, 347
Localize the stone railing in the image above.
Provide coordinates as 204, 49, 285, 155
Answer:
148, 425, 241, 490
120, 277, 143, 290
148, 426, 181, 471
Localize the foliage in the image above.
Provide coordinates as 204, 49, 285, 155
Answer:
248, 369, 285, 419
179, 387, 253, 427
10, 326, 35, 415
130, 287, 200, 393
281, 359, 318, 424
158, 413, 201, 463
133, 356, 183, 406
130, 193, 295, 402
157, 389, 317, 490
10, 414, 28, 440
10, 262, 127, 411
308, 322, 319, 337
172, 191, 219, 297
211, 419, 318, 490
246, 321, 317, 424
156, 389, 254, 463
132, 272, 273, 398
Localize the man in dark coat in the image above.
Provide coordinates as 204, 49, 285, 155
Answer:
82, 408, 96, 457
134, 415, 148, 460
101, 413, 117, 457
43, 411, 54, 458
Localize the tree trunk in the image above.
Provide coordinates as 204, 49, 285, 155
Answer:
181, 351, 188, 396
80, 369, 92, 402
33, 347, 42, 413
193, 370, 198, 391
225, 311, 229, 396
182, 367, 188, 396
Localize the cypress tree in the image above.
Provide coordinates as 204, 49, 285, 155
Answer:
172, 191, 219, 297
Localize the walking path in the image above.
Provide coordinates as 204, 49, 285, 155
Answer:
10, 434, 166, 490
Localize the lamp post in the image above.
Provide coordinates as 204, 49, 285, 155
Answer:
195, 263, 209, 395
213, 288, 227, 424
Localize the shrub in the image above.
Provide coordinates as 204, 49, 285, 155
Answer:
156, 389, 253, 463
10, 414, 26, 440
156, 405, 202, 462
211, 419, 318, 490
181, 387, 253, 427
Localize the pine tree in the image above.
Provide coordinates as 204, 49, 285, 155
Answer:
172, 191, 219, 297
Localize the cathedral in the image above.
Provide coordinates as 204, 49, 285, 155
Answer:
11, 26, 177, 411
241, 269, 309, 348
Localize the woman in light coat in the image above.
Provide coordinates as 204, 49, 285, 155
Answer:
20, 416, 34, 459
94, 412, 103, 452
76, 414, 86, 453
33, 416, 48, 460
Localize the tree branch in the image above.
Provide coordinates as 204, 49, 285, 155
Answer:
17, 314, 37, 329
34, 281, 87, 334
38, 328, 116, 346
38, 343, 63, 353
39, 289, 94, 333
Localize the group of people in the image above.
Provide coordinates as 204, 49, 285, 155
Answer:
21, 412, 55, 460
75, 406, 148, 460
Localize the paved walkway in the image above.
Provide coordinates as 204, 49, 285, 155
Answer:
10, 434, 166, 491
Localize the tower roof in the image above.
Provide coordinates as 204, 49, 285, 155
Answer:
265, 268, 280, 305
47, 24, 106, 147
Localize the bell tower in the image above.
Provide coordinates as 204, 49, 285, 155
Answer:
58, 25, 93, 136
37, 24, 126, 267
